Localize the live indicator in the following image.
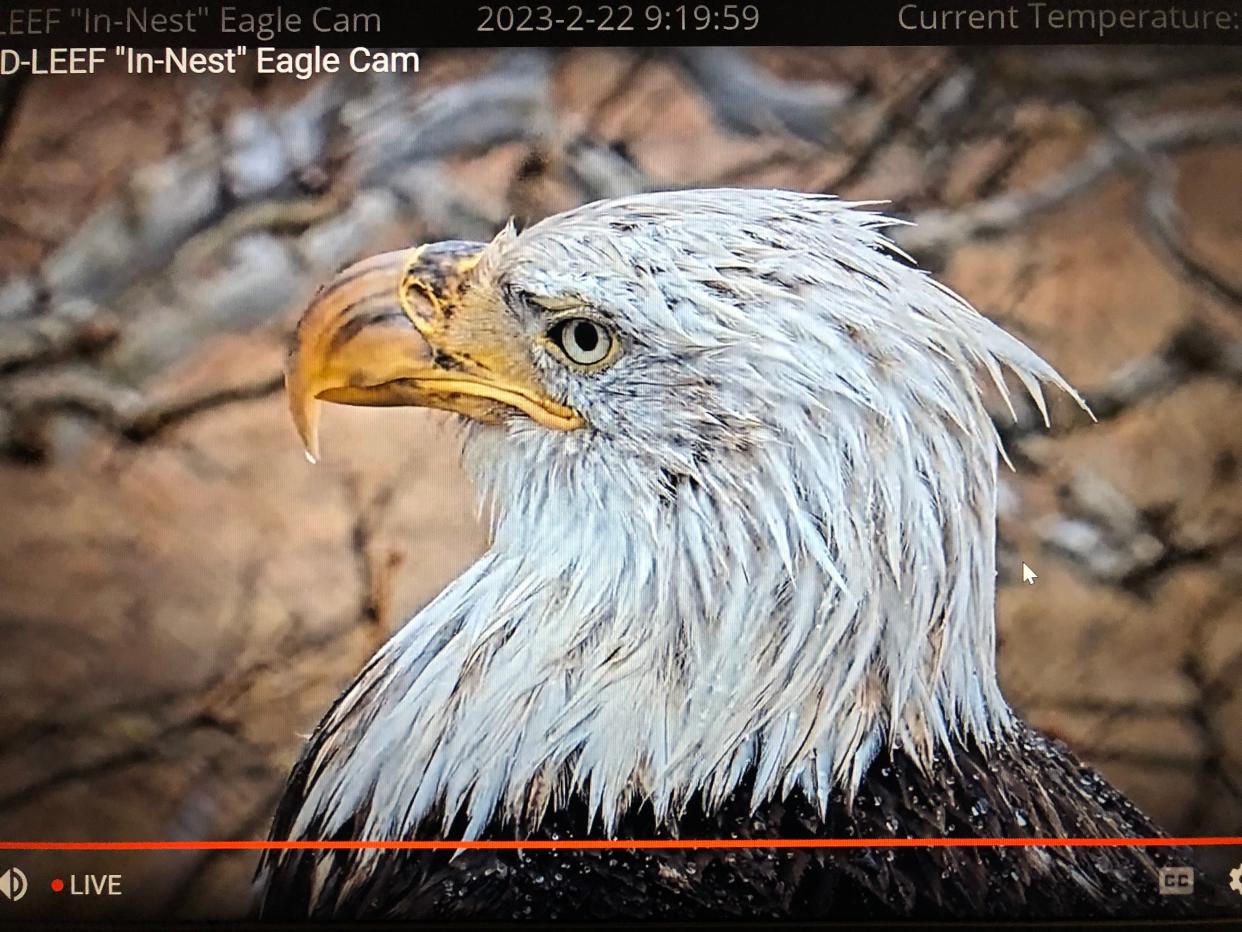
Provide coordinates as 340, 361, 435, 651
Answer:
47, 874, 122, 895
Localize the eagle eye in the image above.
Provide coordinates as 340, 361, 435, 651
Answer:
548, 317, 615, 368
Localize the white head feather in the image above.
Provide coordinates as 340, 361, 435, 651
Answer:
289, 189, 1088, 846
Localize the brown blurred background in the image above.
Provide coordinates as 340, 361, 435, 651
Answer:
0, 47, 1240, 919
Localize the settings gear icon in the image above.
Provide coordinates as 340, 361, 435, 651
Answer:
1230, 863, 1242, 896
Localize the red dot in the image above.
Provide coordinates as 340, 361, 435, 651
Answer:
51, 878, 64, 892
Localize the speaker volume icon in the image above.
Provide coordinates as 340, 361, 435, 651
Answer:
0, 867, 28, 901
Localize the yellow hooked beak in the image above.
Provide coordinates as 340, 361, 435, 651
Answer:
285, 241, 584, 461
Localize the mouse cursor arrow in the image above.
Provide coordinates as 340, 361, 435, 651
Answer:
1022, 563, 1038, 585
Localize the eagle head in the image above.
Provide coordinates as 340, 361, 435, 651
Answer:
281, 189, 1088, 842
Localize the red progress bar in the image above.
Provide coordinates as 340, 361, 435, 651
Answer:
1, 837, 1240, 851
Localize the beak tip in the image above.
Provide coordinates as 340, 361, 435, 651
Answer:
286, 373, 323, 465
298, 418, 322, 464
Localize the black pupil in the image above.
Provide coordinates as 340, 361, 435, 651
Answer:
572, 321, 598, 353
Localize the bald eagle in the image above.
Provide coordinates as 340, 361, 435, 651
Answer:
257, 190, 1197, 920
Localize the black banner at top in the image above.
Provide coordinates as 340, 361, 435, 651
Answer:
0, 0, 1239, 48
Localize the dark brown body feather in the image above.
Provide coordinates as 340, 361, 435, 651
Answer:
257, 721, 1230, 921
